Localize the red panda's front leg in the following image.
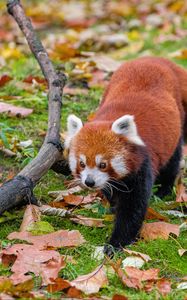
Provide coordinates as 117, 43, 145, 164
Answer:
104, 156, 153, 256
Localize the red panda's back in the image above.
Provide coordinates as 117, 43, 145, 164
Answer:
93, 57, 184, 173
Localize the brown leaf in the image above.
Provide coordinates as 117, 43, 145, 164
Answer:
123, 249, 151, 262
125, 267, 159, 282
71, 265, 108, 294
156, 278, 171, 296
0, 278, 33, 298
0, 102, 33, 117
47, 278, 71, 293
140, 222, 180, 240
110, 260, 159, 290
145, 207, 169, 221
88, 70, 109, 88
23, 75, 47, 85
67, 286, 82, 298
2, 244, 65, 285
0, 75, 12, 87
63, 194, 95, 206
70, 215, 105, 227
8, 229, 85, 249
176, 182, 187, 202
112, 295, 129, 300
20, 205, 41, 232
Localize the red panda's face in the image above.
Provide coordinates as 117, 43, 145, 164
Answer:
65, 114, 144, 190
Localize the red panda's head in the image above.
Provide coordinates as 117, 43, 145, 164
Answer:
65, 114, 145, 190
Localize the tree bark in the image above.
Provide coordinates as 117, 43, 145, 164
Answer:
0, 0, 68, 214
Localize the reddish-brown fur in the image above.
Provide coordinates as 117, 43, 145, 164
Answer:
73, 57, 187, 176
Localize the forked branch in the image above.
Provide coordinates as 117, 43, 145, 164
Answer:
0, 0, 68, 213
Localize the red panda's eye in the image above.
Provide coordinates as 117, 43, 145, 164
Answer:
80, 161, 85, 168
99, 162, 107, 169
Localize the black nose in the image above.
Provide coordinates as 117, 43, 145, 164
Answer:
85, 176, 95, 187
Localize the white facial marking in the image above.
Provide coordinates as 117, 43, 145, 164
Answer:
111, 155, 128, 177
80, 154, 86, 164
95, 154, 103, 166
65, 114, 83, 149
69, 151, 77, 173
81, 167, 109, 188
112, 114, 145, 146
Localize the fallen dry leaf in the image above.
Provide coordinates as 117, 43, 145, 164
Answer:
156, 278, 171, 296
70, 215, 105, 227
123, 249, 151, 262
88, 69, 109, 88
112, 295, 129, 300
50, 194, 96, 208
125, 267, 159, 282
0, 102, 33, 117
110, 260, 159, 290
176, 182, 187, 202
122, 257, 144, 269
146, 207, 169, 221
140, 222, 180, 240
63, 194, 95, 206
8, 229, 85, 249
71, 265, 108, 294
178, 248, 187, 256
23, 75, 47, 85
90, 55, 121, 72
20, 205, 41, 232
47, 278, 71, 293
0, 75, 12, 87
2, 244, 65, 285
0, 278, 33, 299
67, 286, 82, 298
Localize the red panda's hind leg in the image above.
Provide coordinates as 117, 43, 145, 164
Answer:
103, 155, 153, 256
155, 137, 182, 198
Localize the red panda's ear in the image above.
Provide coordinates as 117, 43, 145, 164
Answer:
65, 114, 83, 149
111, 115, 145, 146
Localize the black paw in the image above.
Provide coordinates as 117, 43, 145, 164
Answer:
103, 243, 122, 258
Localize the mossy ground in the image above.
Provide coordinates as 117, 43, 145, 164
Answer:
0, 2, 187, 299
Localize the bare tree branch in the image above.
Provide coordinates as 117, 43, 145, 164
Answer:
0, 0, 68, 213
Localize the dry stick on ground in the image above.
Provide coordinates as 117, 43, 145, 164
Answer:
0, 0, 69, 214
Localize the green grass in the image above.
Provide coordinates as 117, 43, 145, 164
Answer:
0, 7, 187, 300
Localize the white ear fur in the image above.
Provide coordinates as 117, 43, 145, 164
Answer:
65, 114, 83, 149
111, 115, 145, 146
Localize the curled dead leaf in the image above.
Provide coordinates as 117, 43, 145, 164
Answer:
20, 205, 41, 232
176, 182, 187, 203
71, 265, 108, 294
123, 249, 151, 262
146, 207, 169, 221
8, 229, 85, 249
0, 75, 12, 87
0, 102, 33, 117
140, 222, 180, 240
70, 215, 105, 227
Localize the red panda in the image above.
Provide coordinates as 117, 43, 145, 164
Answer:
65, 57, 187, 255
